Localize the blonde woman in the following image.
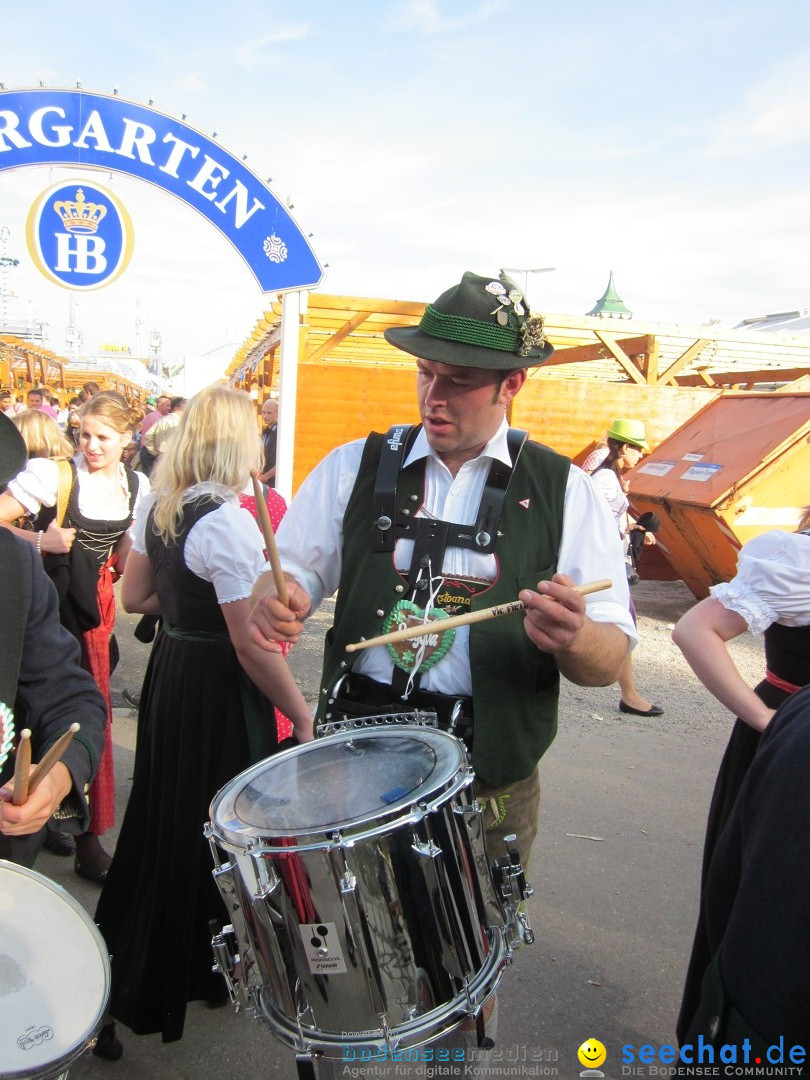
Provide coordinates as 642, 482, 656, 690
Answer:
94, 385, 312, 1049
12, 409, 75, 462
0, 390, 149, 883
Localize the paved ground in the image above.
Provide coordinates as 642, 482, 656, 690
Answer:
28, 581, 764, 1080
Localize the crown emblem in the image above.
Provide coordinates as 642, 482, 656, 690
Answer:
53, 188, 107, 234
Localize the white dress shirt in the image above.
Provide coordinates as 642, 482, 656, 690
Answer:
272, 421, 635, 696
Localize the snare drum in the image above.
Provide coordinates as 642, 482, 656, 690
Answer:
0, 860, 110, 1079
207, 725, 512, 1056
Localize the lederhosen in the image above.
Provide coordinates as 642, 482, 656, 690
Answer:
317, 424, 570, 789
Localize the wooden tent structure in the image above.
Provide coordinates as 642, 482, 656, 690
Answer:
227, 292, 810, 492
1, 335, 153, 407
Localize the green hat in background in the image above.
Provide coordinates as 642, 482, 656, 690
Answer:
384, 271, 555, 370
0, 411, 27, 488
607, 418, 649, 451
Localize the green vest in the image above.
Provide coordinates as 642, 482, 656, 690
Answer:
316, 430, 570, 786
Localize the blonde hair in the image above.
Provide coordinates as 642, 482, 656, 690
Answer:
13, 410, 74, 460
150, 385, 261, 543
798, 505, 810, 533
77, 389, 134, 437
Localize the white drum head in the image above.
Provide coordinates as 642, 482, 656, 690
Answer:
211, 726, 468, 846
0, 860, 110, 1078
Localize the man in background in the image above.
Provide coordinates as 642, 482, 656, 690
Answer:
258, 397, 278, 488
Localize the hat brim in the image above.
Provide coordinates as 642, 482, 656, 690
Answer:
385, 325, 554, 370
609, 435, 649, 451
0, 411, 28, 488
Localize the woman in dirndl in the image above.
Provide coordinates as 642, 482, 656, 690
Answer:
0, 390, 148, 882
672, 508, 810, 1042
94, 384, 312, 1047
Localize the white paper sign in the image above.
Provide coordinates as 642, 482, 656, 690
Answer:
298, 922, 347, 974
681, 463, 723, 482
637, 460, 677, 477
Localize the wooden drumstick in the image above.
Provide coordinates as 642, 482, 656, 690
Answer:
27, 724, 80, 796
345, 578, 613, 653
251, 471, 289, 606
12, 728, 32, 806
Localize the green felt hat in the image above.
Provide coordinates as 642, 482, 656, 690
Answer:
607, 418, 649, 451
0, 411, 27, 488
384, 271, 555, 369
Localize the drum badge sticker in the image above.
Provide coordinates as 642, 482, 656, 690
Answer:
298, 923, 347, 974
26, 181, 134, 291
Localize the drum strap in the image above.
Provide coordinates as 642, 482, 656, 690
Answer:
372, 424, 529, 557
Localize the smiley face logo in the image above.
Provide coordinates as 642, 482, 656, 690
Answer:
578, 1039, 607, 1070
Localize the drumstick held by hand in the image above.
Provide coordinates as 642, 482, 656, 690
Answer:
27, 723, 80, 796
251, 471, 289, 606
12, 728, 32, 806
345, 578, 613, 653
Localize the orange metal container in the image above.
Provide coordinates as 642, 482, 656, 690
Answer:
628, 392, 810, 598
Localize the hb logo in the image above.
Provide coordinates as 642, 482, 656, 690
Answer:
26, 180, 134, 290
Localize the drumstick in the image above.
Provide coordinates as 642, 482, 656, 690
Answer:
27, 724, 80, 796
251, 471, 289, 606
12, 728, 32, 806
345, 578, 613, 652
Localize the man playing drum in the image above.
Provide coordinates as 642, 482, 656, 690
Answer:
247, 270, 635, 1071
248, 269, 634, 867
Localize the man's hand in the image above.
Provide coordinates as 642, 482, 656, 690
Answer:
248, 572, 312, 651
520, 573, 587, 654
520, 573, 628, 686
0, 762, 72, 836
41, 519, 76, 554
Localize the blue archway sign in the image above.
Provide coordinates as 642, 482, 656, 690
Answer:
0, 88, 323, 292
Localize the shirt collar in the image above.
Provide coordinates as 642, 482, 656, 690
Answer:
403, 418, 512, 470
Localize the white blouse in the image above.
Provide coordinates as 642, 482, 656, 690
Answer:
590, 467, 628, 536
130, 484, 268, 605
8, 456, 149, 523
710, 530, 810, 635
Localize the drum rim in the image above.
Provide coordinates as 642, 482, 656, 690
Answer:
0, 859, 111, 1077
252, 926, 510, 1056
209, 725, 471, 847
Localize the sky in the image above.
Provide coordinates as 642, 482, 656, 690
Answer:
2, 0, 810, 391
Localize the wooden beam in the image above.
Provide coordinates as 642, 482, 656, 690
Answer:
658, 339, 712, 384
306, 309, 372, 362
544, 334, 653, 368
675, 366, 810, 387
644, 337, 659, 384
594, 332, 647, 384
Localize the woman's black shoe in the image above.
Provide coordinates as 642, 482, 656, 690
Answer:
619, 700, 664, 717
93, 1021, 124, 1061
74, 854, 110, 884
43, 828, 75, 856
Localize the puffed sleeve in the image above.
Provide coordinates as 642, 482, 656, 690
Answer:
6, 457, 59, 515
710, 530, 810, 634
184, 502, 268, 603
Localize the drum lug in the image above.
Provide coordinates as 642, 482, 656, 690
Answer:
411, 836, 442, 858
210, 921, 242, 1010
490, 834, 535, 947
339, 869, 357, 894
